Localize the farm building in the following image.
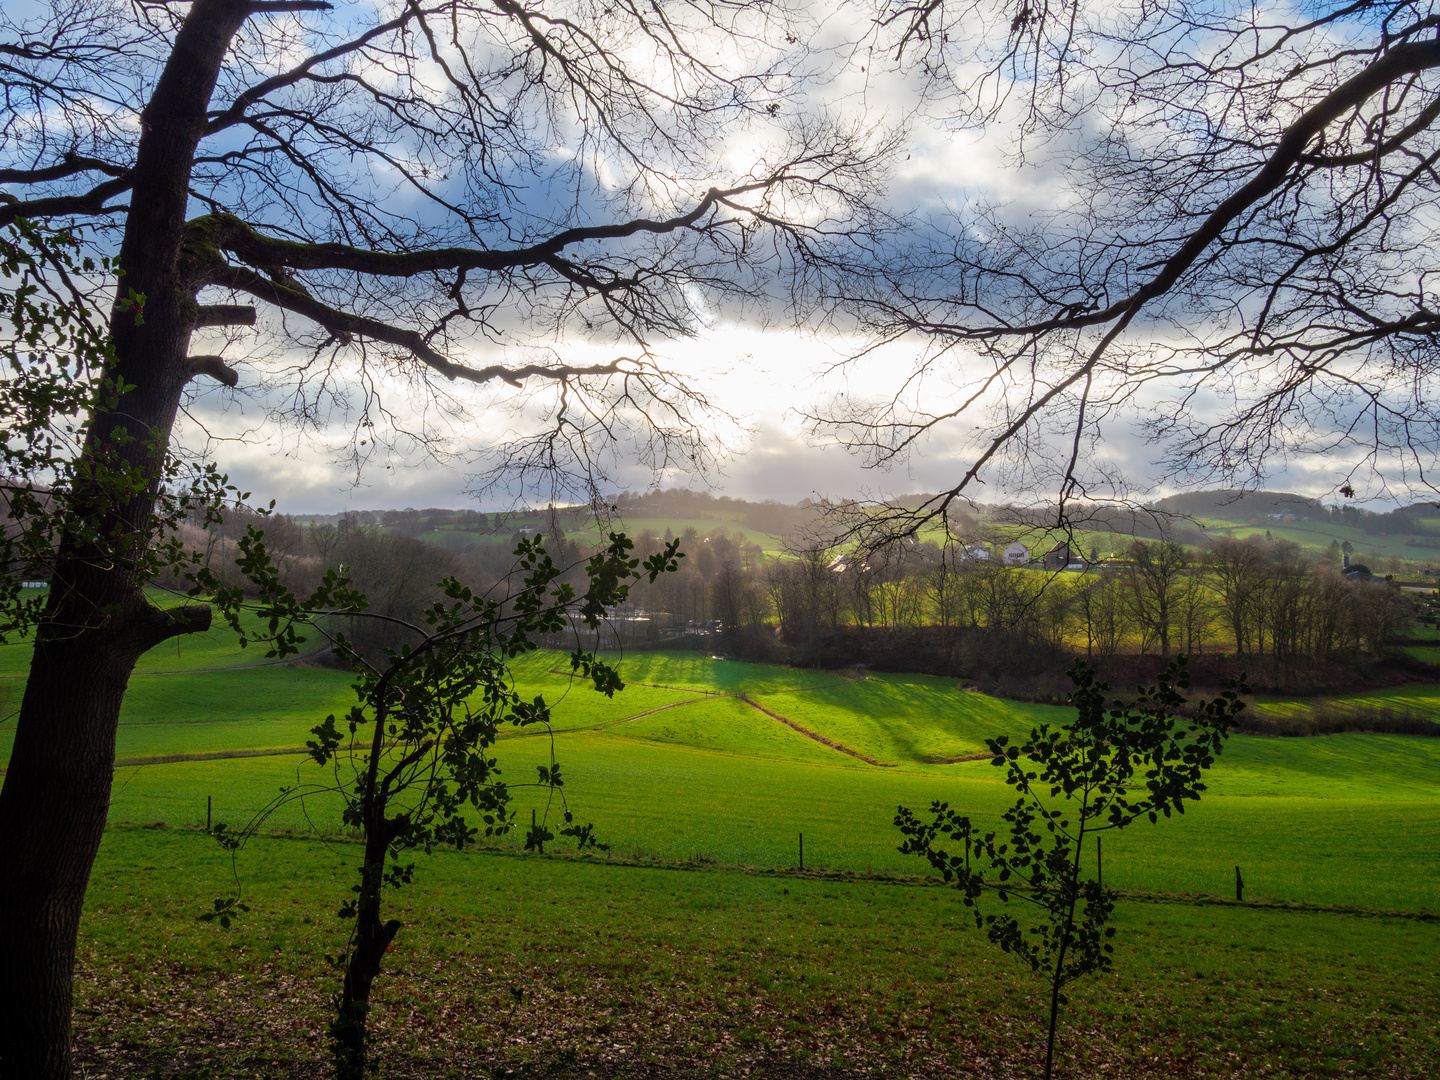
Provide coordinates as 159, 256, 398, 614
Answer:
1003, 541, 1030, 565
1043, 543, 1076, 570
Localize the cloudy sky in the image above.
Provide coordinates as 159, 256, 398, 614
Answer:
167, 18, 1049, 515
183, 317, 1343, 516
179, 328, 981, 513
167, 41, 1150, 516
24, 0, 1392, 516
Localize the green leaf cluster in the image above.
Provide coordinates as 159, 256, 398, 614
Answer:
1, 220, 322, 660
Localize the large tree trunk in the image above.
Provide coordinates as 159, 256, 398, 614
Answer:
0, 594, 210, 1077
0, 4, 249, 1075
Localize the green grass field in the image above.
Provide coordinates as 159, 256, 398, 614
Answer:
1200, 516, 1440, 561
76, 827, 1439, 1079
6, 637, 1437, 905
3, 632, 1438, 1077
6, 641, 1425, 913
0, 587, 330, 678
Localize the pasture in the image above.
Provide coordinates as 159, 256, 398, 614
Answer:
1197, 515, 1440, 562
78, 828, 1438, 1079
2, 626, 1438, 1077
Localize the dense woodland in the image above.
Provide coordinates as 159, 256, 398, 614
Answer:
163, 496, 1425, 695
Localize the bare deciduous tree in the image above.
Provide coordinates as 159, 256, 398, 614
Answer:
816, 0, 1440, 535
0, 1, 884, 1072
1122, 539, 1189, 656
1206, 537, 1268, 656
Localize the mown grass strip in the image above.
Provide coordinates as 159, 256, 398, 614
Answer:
738, 693, 894, 767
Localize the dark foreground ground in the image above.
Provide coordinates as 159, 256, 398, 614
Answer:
70, 828, 1438, 1080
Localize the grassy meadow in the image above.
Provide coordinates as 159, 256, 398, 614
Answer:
78, 827, 1439, 1080
1198, 515, 1440, 563
2, 615, 1438, 1077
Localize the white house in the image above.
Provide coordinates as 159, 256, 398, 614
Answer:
1003, 541, 1030, 566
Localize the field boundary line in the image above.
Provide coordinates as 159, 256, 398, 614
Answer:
543, 670, 845, 697
923, 752, 1002, 764
116, 716, 325, 728
128, 653, 330, 676
106, 825, 1440, 922
586, 698, 704, 730
480, 699, 705, 739
0, 651, 329, 680
0, 746, 311, 774
0, 701, 708, 774
547, 669, 719, 695
737, 694, 894, 767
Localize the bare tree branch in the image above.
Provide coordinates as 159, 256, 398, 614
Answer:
820, 0, 1440, 531
0, 174, 131, 226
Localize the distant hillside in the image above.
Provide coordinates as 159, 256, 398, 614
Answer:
875, 488, 1440, 564
282, 487, 1440, 566
1151, 489, 1330, 522
1150, 489, 1440, 538
279, 492, 822, 558
1143, 489, 1440, 566
611, 488, 824, 537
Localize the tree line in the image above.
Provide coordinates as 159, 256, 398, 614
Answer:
600, 531, 1414, 694
175, 511, 1416, 683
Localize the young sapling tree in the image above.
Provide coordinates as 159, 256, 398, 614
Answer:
895, 657, 1248, 1080
208, 532, 680, 1080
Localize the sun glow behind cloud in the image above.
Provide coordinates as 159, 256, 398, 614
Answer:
179, 315, 1186, 513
